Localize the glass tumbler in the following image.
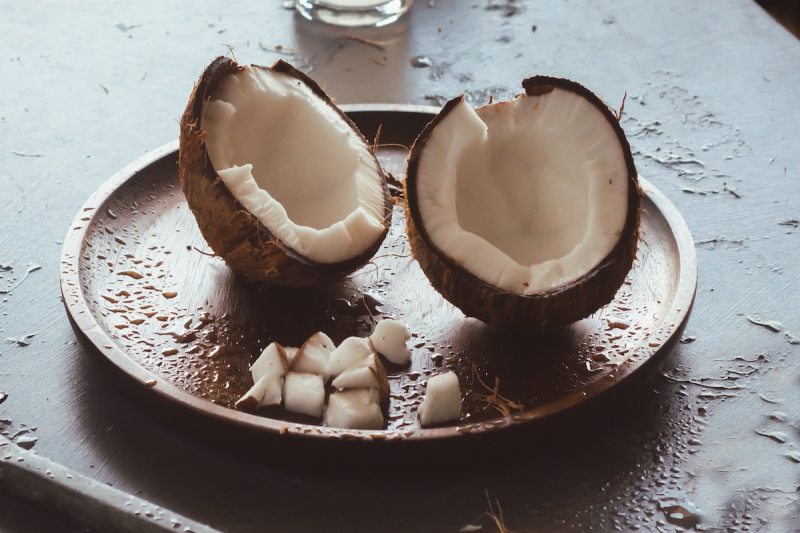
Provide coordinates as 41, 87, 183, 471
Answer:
295, 0, 414, 27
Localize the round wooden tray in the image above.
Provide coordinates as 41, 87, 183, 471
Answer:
60, 104, 697, 443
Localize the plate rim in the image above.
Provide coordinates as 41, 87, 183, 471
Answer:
59, 104, 698, 443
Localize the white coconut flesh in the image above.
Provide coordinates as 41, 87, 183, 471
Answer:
418, 371, 461, 426
202, 66, 386, 264
369, 318, 411, 365
324, 389, 384, 430
283, 372, 325, 417
328, 336, 372, 377
291, 331, 334, 379
250, 342, 288, 383
235, 374, 284, 410
416, 93, 629, 295
284, 346, 299, 366
331, 353, 386, 391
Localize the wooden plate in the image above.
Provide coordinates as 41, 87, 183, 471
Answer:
60, 105, 697, 443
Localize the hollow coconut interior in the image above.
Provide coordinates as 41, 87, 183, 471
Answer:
201, 65, 386, 264
416, 90, 629, 295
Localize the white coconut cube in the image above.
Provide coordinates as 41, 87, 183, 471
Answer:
235, 374, 283, 411
328, 336, 372, 377
418, 371, 462, 426
370, 319, 412, 365
331, 353, 389, 404
291, 331, 334, 379
250, 342, 289, 383
283, 372, 325, 418
324, 389, 384, 430
284, 346, 299, 366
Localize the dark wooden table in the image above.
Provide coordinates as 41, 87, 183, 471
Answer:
2, 1, 799, 531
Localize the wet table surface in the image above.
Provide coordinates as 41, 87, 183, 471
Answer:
1, 1, 799, 531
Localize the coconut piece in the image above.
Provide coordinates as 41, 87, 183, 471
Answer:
179, 57, 393, 287
324, 389, 384, 430
283, 372, 325, 418
418, 371, 462, 426
234, 374, 283, 411
291, 331, 334, 379
331, 353, 390, 405
405, 77, 641, 330
369, 319, 412, 365
284, 346, 299, 366
328, 336, 372, 377
250, 341, 289, 382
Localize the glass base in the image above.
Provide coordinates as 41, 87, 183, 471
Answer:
295, 0, 413, 28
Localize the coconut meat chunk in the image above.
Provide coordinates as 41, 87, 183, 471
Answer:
291, 331, 334, 379
283, 372, 325, 418
324, 389, 384, 430
201, 65, 386, 264
416, 93, 629, 295
418, 371, 461, 426
235, 374, 284, 411
250, 341, 288, 383
369, 319, 411, 365
328, 336, 372, 377
331, 353, 388, 396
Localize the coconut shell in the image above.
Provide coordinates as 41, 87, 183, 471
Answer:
404, 77, 642, 332
179, 57, 392, 287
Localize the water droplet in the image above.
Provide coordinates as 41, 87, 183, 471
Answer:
15, 435, 38, 450
783, 450, 800, 463
410, 55, 432, 68
754, 429, 788, 443
117, 270, 143, 279
767, 411, 788, 422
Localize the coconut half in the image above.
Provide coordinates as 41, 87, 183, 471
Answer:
405, 76, 641, 330
180, 57, 392, 286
